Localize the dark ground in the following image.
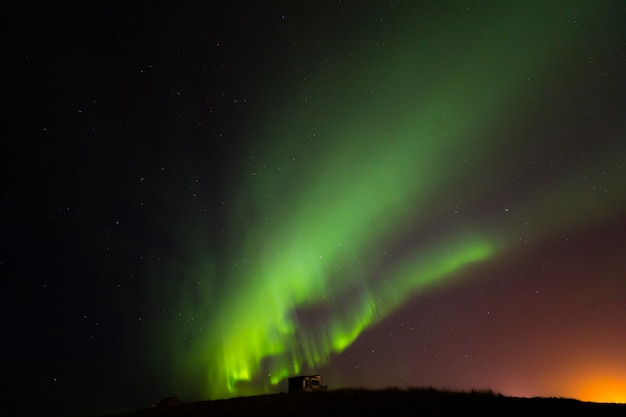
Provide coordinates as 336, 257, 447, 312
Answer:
92, 388, 625, 417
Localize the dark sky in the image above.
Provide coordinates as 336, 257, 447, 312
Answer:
5, 1, 626, 416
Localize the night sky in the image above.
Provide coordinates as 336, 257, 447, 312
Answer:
6, 1, 626, 415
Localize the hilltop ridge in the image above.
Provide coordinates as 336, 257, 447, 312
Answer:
115, 387, 626, 417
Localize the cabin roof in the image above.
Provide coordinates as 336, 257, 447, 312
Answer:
287, 374, 321, 380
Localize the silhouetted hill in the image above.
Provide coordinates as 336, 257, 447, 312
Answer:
104, 388, 626, 417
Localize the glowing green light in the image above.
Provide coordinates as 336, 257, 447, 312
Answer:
157, 2, 594, 401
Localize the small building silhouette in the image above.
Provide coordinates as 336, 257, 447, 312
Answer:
288, 374, 327, 393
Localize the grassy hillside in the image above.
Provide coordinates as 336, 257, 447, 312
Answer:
111, 387, 626, 417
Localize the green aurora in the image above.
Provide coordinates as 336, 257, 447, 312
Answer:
152, 3, 624, 400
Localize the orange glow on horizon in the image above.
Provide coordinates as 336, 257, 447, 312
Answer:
496, 361, 626, 404
569, 374, 626, 404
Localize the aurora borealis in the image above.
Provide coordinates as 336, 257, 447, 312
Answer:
7, 1, 626, 415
